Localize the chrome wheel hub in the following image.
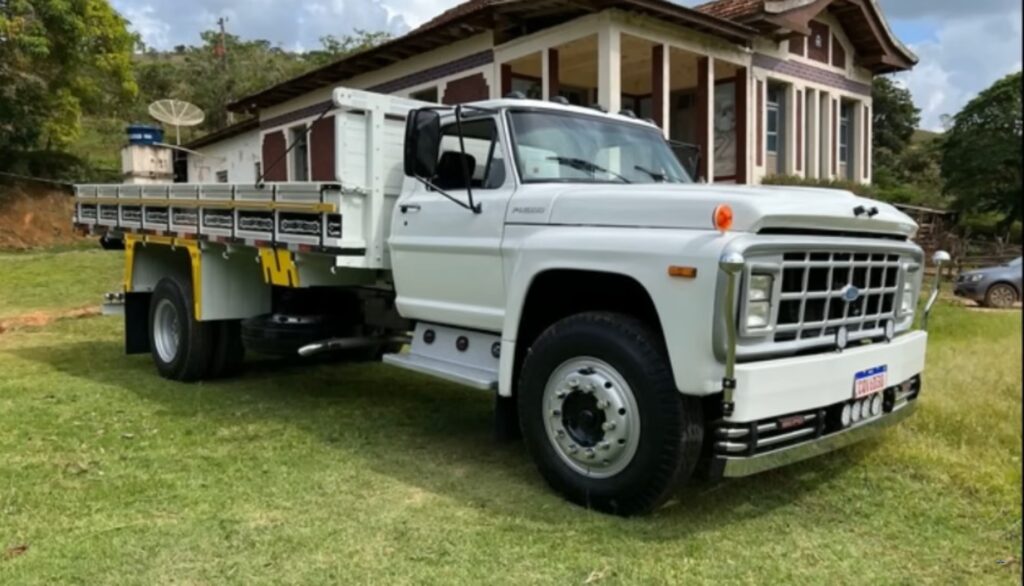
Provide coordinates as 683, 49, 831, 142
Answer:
153, 299, 182, 363
543, 357, 640, 478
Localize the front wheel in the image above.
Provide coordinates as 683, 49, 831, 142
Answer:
517, 312, 703, 516
984, 283, 1018, 309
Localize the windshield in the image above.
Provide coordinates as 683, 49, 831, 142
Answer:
508, 110, 692, 185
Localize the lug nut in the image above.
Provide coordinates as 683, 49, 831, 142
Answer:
584, 383, 595, 393
551, 409, 562, 417
586, 449, 596, 459
555, 429, 565, 438
596, 400, 610, 409
568, 444, 577, 454
568, 377, 580, 388
556, 391, 567, 399
599, 442, 611, 451
602, 421, 616, 432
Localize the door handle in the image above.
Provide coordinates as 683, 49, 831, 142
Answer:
400, 204, 421, 214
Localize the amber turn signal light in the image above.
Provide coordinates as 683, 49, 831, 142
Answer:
668, 266, 698, 279
713, 204, 734, 232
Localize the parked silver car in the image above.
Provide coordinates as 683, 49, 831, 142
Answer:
954, 257, 1023, 308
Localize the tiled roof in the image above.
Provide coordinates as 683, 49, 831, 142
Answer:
694, 0, 763, 21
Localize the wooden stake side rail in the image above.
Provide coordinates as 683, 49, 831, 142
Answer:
73, 182, 368, 256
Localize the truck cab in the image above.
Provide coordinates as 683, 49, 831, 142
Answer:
73, 88, 947, 516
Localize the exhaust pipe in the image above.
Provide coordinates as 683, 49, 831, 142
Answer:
298, 335, 411, 358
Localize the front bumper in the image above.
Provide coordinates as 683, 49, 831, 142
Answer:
954, 282, 983, 300
710, 390, 917, 478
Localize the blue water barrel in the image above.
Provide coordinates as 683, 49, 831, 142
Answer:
126, 124, 164, 145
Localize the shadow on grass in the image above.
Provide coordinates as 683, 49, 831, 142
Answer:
13, 338, 872, 535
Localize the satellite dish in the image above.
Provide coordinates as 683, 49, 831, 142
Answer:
148, 99, 205, 145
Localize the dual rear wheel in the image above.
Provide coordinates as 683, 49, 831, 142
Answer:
149, 276, 244, 382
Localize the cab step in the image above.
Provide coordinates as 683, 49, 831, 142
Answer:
383, 323, 499, 391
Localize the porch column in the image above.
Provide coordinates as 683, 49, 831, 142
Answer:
696, 56, 715, 183
543, 48, 560, 101
852, 99, 866, 183
652, 45, 669, 136
598, 25, 622, 113
735, 67, 749, 184
806, 88, 820, 179
862, 102, 872, 183
819, 90, 832, 180
786, 86, 800, 176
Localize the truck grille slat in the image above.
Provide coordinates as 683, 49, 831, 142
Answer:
735, 243, 922, 361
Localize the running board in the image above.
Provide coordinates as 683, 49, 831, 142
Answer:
382, 323, 499, 391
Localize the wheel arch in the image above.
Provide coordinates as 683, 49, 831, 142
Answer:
500, 268, 669, 397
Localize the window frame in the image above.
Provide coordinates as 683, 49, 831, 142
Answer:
435, 115, 507, 191
288, 125, 310, 182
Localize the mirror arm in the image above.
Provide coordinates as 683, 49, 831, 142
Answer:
454, 105, 482, 214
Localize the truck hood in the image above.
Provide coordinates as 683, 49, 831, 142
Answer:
509, 184, 918, 238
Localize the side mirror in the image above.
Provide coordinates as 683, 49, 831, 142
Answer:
404, 109, 441, 179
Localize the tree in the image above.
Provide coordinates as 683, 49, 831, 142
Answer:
306, 30, 393, 67
871, 76, 920, 183
0, 0, 137, 150
941, 71, 1023, 235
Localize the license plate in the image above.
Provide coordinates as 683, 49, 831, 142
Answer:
853, 366, 888, 399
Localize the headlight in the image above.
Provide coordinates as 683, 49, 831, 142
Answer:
901, 289, 915, 314
746, 300, 771, 329
969, 274, 984, 282
748, 274, 773, 302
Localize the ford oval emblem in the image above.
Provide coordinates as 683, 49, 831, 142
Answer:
841, 285, 862, 303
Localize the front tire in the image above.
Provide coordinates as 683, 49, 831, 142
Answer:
149, 276, 213, 382
984, 283, 1018, 309
517, 312, 703, 516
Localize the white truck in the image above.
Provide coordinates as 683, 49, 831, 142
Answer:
73, 88, 949, 516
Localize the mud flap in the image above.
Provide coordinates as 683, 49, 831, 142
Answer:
124, 292, 152, 355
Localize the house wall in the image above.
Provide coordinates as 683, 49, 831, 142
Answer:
189, 7, 886, 187
187, 130, 262, 184
750, 9, 873, 185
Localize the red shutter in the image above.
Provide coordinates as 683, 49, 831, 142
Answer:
310, 115, 335, 182
808, 21, 829, 63
831, 34, 847, 68
788, 36, 805, 56
443, 73, 490, 105
261, 131, 288, 182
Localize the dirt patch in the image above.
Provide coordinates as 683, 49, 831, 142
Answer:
0, 181, 89, 251
0, 306, 101, 334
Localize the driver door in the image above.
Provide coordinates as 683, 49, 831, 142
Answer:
389, 116, 515, 332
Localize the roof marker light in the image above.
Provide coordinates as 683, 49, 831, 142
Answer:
713, 204, 734, 233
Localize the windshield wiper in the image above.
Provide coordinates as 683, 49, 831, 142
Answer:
547, 157, 632, 183
634, 165, 667, 183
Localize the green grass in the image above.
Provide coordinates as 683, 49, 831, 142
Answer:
0, 249, 122, 319
0, 250, 1020, 584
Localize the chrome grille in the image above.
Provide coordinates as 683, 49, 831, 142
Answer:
773, 251, 902, 343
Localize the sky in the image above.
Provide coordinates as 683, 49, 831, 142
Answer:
111, 0, 1023, 131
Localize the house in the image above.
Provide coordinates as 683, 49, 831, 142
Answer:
182, 0, 916, 186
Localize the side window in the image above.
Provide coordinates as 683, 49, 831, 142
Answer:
434, 118, 506, 190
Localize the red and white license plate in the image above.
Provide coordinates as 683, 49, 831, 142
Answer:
853, 366, 888, 399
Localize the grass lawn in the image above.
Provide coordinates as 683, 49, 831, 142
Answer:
0, 249, 1020, 584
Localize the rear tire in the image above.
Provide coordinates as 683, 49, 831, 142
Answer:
149, 276, 213, 382
517, 312, 703, 516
